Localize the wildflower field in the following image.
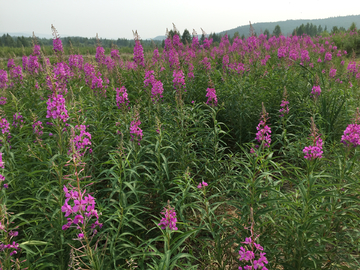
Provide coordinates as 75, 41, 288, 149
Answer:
1, 26, 360, 269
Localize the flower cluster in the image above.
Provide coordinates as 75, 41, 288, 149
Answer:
0, 70, 8, 89
32, 120, 44, 137
115, 86, 129, 109
311, 85, 321, 98
27, 55, 40, 75
133, 40, 145, 68
61, 185, 102, 237
205, 88, 218, 106
341, 124, 360, 147
46, 94, 69, 122
197, 181, 208, 189
111, 49, 120, 61
33, 44, 41, 56
53, 38, 64, 53
22, 56, 27, 71
7, 59, 15, 70
200, 57, 211, 71
69, 55, 84, 71
172, 70, 186, 92
151, 80, 164, 103
69, 125, 92, 156
329, 68, 337, 78
12, 113, 24, 128
9, 66, 23, 86
158, 203, 178, 231
130, 120, 143, 145
95, 46, 105, 65
152, 48, 160, 64
238, 237, 268, 270
279, 100, 289, 117
0, 238, 20, 257
0, 118, 10, 135
144, 70, 164, 103
47, 62, 72, 95
105, 56, 115, 71
303, 118, 323, 160
0, 97, 7, 105
144, 70, 155, 87
255, 104, 271, 148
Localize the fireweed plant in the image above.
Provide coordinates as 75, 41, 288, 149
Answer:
0, 152, 24, 270
0, 25, 360, 269
61, 131, 103, 269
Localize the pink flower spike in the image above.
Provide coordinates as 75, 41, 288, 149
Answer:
242, 237, 252, 244
197, 183, 202, 189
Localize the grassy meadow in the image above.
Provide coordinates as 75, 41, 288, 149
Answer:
0, 28, 360, 269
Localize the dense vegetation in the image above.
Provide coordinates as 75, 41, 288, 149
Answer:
0, 25, 360, 269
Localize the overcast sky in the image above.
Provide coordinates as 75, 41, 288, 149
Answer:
1, 0, 359, 40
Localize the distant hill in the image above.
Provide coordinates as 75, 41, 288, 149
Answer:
153, 35, 166, 41
0, 32, 63, 39
152, 15, 360, 40
218, 14, 360, 37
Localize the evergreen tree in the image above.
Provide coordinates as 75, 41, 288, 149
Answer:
263, 29, 270, 38
200, 33, 205, 44
331, 26, 339, 34
273, 25, 281, 37
318, 25, 323, 34
349, 22, 357, 31
5, 34, 15, 47
181, 29, 191, 45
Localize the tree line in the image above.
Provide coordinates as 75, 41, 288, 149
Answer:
0, 21, 358, 50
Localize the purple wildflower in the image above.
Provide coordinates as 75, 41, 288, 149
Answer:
130, 120, 143, 145
173, 70, 186, 92
27, 56, 40, 75
255, 104, 271, 148
303, 117, 323, 160
115, 86, 129, 109
0, 118, 10, 135
311, 85, 321, 98
69, 125, 92, 156
197, 181, 208, 189
22, 56, 28, 71
158, 202, 178, 231
12, 112, 24, 128
61, 184, 102, 236
133, 40, 145, 68
341, 124, 360, 147
32, 120, 44, 137
7, 59, 15, 70
0, 97, 6, 105
152, 48, 160, 64
151, 80, 164, 103
205, 88, 218, 106
324, 52, 332, 62
33, 44, 41, 56
46, 94, 69, 122
329, 68, 336, 78
238, 236, 268, 270
279, 100, 289, 117
0, 70, 8, 89
9, 66, 23, 85
53, 38, 64, 53
69, 54, 84, 71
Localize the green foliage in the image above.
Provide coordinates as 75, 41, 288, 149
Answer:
1, 29, 360, 270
